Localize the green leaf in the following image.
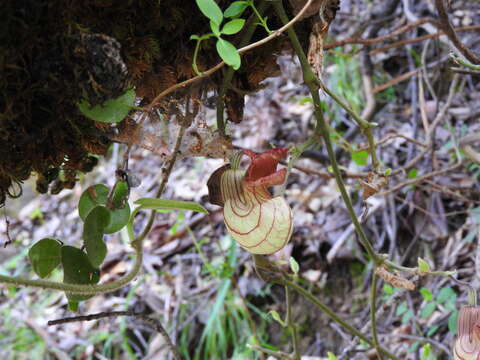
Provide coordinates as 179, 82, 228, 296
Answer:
426, 324, 439, 337
104, 204, 130, 234
216, 38, 241, 70
327, 352, 338, 360
28, 238, 62, 278
68, 301, 79, 312
289, 256, 299, 274
401, 309, 414, 324
111, 181, 129, 209
190, 34, 200, 40
224, 1, 248, 17
395, 301, 408, 316
78, 88, 136, 123
196, 0, 223, 25
418, 257, 431, 274
61, 246, 100, 302
83, 206, 110, 267
383, 284, 394, 296
448, 309, 458, 334
79, 184, 130, 234
221, 19, 245, 35
420, 302, 437, 318
134, 198, 208, 213
420, 287, 433, 301
79, 184, 110, 220
436, 287, 456, 304
407, 168, 418, 179
268, 310, 286, 327
352, 150, 368, 166
210, 20, 221, 37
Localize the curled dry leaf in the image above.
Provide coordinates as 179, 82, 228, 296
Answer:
208, 148, 293, 255
375, 266, 415, 291
360, 172, 389, 200
454, 306, 480, 360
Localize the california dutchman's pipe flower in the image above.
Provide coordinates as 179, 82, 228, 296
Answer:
454, 306, 480, 360
208, 148, 293, 255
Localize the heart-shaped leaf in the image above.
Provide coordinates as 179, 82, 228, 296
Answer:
61, 246, 100, 303
83, 206, 110, 267
111, 181, 129, 210
134, 198, 208, 213
78, 88, 136, 123
79, 184, 130, 234
28, 238, 62, 278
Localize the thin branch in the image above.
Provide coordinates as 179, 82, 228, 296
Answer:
434, 0, 480, 64
145, 0, 314, 110
285, 285, 301, 360
379, 163, 462, 196
369, 25, 480, 56
370, 273, 383, 360
324, 17, 436, 49
48, 311, 181, 360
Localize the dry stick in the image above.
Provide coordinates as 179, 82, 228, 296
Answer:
356, 133, 427, 152
324, 17, 436, 49
434, 0, 480, 64
390, 74, 460, 176
48, 311, 181, 360
378, 163, 462, 196
145, 0, 314, 111
369, 25, 480, 56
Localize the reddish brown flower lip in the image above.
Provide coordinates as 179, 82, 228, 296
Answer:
244, 148, 289, 188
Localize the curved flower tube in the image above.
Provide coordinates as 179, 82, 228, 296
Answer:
217, 148, 293, 255
454, 306, 480, 360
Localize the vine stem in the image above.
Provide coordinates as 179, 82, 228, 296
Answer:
282, 278, 401, 360
272, 0, 379, 265
370, 272, 383, 360
318, 80, 380, 171
285, 284, 301, 360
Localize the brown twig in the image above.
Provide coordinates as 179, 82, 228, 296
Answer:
434, 0, 480, 64
145, 0, 314, 110
369, 25, 480, 56
325, 17, 436, 50
48, 311, 181, 360
356, 133, 427, 152
379, 163, 462, 196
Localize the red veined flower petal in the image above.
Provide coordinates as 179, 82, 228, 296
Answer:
244, 148, 289, 184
